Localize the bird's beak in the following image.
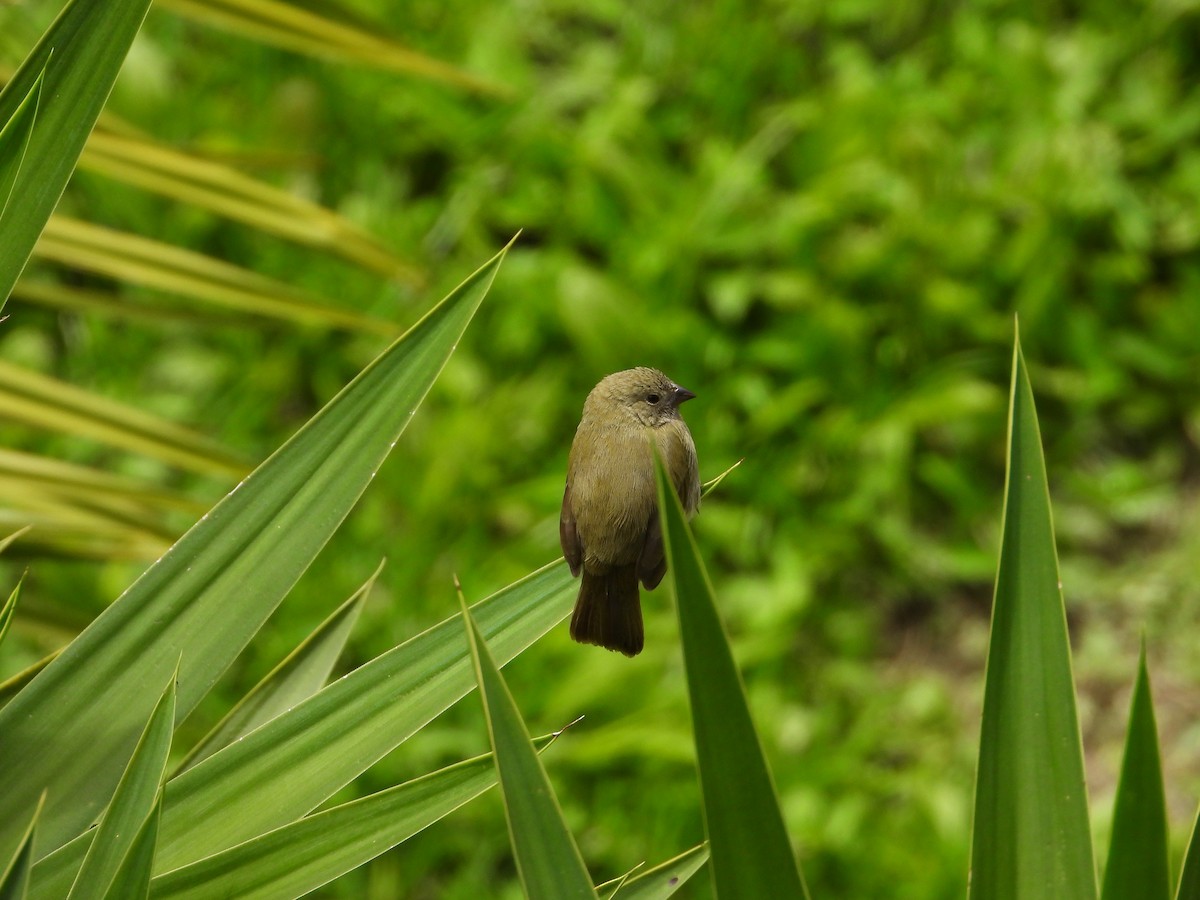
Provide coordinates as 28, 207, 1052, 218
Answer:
672, 384, 696, 405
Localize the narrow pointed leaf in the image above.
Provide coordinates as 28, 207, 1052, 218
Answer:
9, 280, 224, 326
1, 493, 176, 548
0, 70, 43, 224
154, 560, 572, 872
0, 447, 196, 559
0, 482, 172, 540
0, 245, 507, 858
79, 129, 421, 283
27, 562, 574, 896
700, 459, 742, 499
0, 0, 152, 306
102, 793, 161, 900
0, 572, 23, 648
1178, 806, 1200, 900
1101, 643, 1169, 900
0, 844, 32, 900
969, 332, 1096, 900
150, 741, 545, 900
0, 448, 201, 513
158, 0, 507, 95
461, 594, 596, 899
599, 844, 709, 900
34, 217, 393, 334
67, 671, 176, 900
655, 455, 809, 900
0, 795, 43, 900
0, 527, 33, 555
0, 515, 168, 562
0, 359, 247, 478
174, 567, 377, 773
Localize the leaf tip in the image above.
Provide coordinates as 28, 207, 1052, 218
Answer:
551, 714, 585, 741
453, 574, 475, 641
701, 457, 744, 497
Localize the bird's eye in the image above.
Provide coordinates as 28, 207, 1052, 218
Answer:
646, 393, 661, 404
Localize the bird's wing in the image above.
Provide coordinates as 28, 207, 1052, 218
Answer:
559, 482, 583, 576
636, 502, 667, 589
673, 427, 701, 516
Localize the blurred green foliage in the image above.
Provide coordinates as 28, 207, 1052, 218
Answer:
2, 0, 1199, 896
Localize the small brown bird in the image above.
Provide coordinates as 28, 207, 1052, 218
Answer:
560, 367, 701, 656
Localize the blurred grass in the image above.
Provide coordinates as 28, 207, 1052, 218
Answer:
2, 0, 1199, 896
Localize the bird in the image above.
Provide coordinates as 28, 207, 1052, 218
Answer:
559, 367, 700, 656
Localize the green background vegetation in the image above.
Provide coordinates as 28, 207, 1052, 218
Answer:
2, 0, 1199, 896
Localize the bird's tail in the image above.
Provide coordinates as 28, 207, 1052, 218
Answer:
570, 566, 643, 657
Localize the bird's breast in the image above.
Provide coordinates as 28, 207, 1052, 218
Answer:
567, 423, 657, 565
